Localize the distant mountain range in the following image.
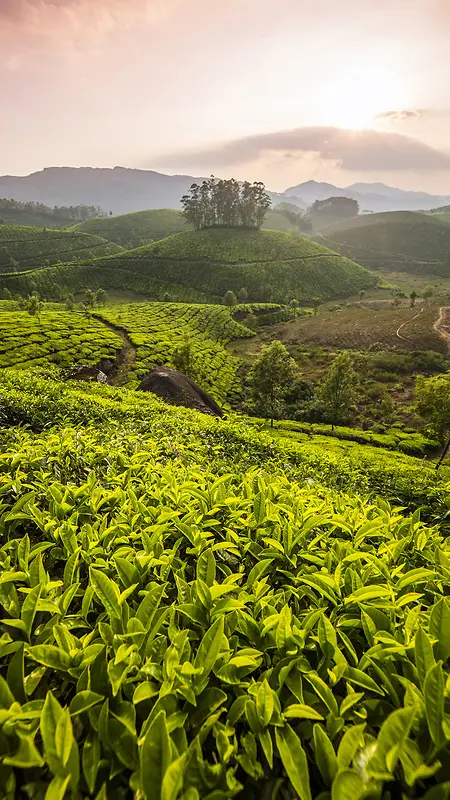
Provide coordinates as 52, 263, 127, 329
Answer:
1, 167, 449, 215
284, 180, 450, 212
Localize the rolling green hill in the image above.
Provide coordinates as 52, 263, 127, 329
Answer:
0, 228, 375, 303
73, 208, 302, 249
321, 211, 450, 275
0, 224, 123, 272
0, 206, 70, 228
73, 208, 190, 248
91, 228, 377, 303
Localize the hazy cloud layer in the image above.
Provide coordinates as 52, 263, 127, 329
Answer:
159, 127, 450, 172
377, 109, 423, 121
0, 0, 140, 18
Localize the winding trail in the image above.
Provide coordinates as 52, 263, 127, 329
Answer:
395, 306, 424, 349
92, 313, 137, 386
433, 306, 450, 355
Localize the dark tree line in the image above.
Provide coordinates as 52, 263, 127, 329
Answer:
0, 199, 106, 223
181, 176, 271, 230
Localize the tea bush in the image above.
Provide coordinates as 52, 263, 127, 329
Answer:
0, 309, 119, 369
0, 225, 122, 271
1, 371, 450, 797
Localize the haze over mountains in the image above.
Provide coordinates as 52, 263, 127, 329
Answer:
1, 167, 450, 216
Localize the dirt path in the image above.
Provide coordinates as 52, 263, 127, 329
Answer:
395, 306, 424, 349
433, 306, 450, 354
92, 313, 137, 386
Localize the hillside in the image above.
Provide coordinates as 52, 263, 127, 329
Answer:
73, 208, 304, 249
73, 208, 191, 247
1, 368, 450, 797
0, 224, 123, 272
95, 302, 252, 396
321, 211, 450, 275
0, 204, 70, 228
0, 305, 120, 369
91, 228, 377, 304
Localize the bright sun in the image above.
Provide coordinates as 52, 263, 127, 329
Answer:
322, 65, 406, 130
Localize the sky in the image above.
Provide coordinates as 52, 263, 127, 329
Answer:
1, 0, 450, 193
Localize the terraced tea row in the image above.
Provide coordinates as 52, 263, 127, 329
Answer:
97, 302, 253, 397
93, 229, 376, 304
0, 308, 120, 370
0, 263, 211, 303
0, 224, 122, 272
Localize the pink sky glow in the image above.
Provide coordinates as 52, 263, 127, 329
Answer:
1, 0, 450, 192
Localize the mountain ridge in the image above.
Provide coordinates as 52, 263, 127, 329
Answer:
1, 166, 449, 215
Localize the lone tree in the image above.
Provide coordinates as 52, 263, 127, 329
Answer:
65, 293, 75, 311
173, 336, 195, 379
84, 289, 95, 309
26, 294, 43, 325
410, 290, 418, 308
316, 351, 358, 431
223, 290, 237, 307
415, 373, 450, 447
181, 176, 271, 230
423, 285, 434, 304
95, 289, 107, 306
311, 297, 321, 316
248, 340, 298, 427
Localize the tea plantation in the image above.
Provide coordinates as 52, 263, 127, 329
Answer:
0, 366, 450, 799
73, 209, 191, 248
89, 228, 377, 304
321, 211, 450, 275
72, 209, 301, 250
0, 228, 377, 305
0, 308, 120, 370
96, 302, 253, 397
0, 226, 123, 272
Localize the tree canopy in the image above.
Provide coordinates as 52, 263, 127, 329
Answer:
308, 196, 359, 221
248, 340, 298, 426
415, 373, 450, 444
181, 176, 271, 230
316, 351, 358, 430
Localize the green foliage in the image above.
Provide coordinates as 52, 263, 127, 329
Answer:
223, 290, 237, 307
0, 370, 450, 796
0, 198, 105, 227
72, 208, 190, 248
316, 351, 358, 430
95, 288, 107, 306
248, 340, 298, 425
181, 176, 271, 230
89, 228, 376, 305
415, 373, 450, 443
96, 302, 253, 399
0, 309, 119, 369
0, 262, 210, 304
0, 225, 123, 272
323, 211, 450, 276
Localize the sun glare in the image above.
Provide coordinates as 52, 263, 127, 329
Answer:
321, 65, 406, 130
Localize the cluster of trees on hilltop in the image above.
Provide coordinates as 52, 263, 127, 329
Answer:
0, 199, 107, 224
181, 176, 271, 230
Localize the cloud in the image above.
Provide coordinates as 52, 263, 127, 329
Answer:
157, 126, 450, 172
376, 109, 423, 121
0, 0, 177, 31
0, 0, 136, 19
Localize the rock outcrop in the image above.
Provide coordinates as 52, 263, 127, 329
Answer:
138, 366, 223, 417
